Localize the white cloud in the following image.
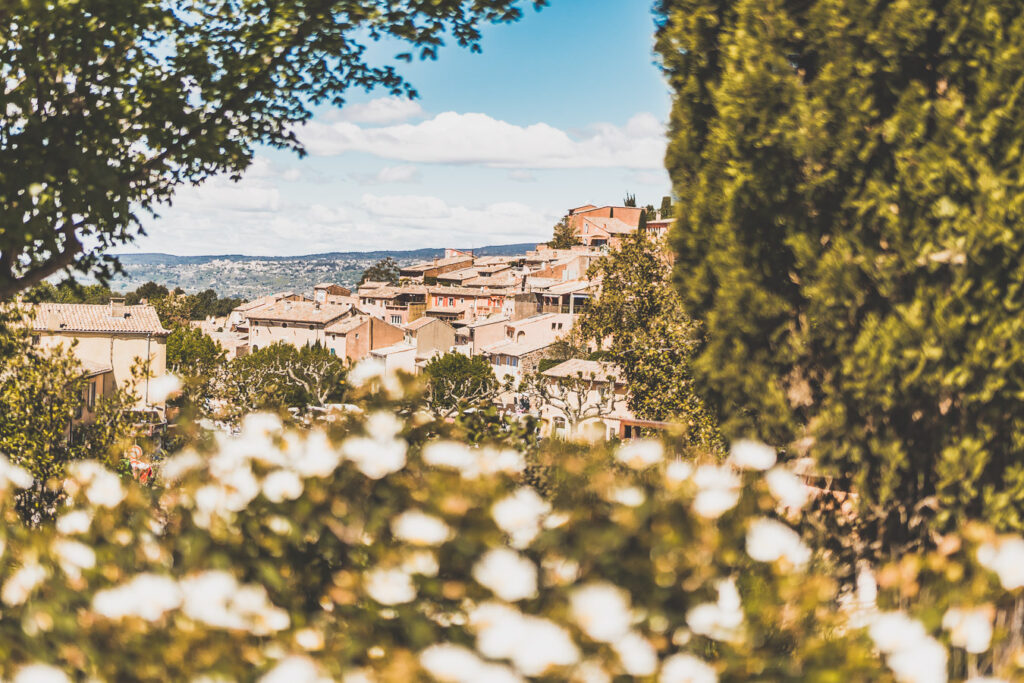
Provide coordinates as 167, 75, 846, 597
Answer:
508, 169, 536, 183
374, 165, 422, 184
171, 178, 281, 213
299, 111, 666, 169
361, 193, 451, 220
332, 96, 426, 125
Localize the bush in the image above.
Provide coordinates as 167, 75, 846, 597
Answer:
0, 372, 1021, 680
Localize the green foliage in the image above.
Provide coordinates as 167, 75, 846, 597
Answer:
0, 0, 546, 299
0, 333, 133, 520
124, 281, 169, 305
581, 231, 721, 450
359, 257, 401, 285
638, 208, 649, 231
422, 352, 499, 415
622, 193, 636, 207
215, 343, 347, 423
548, 216, 580, 249
167, 325, 228, 410
659, 196, 673, 219
655, 0, 1024, 550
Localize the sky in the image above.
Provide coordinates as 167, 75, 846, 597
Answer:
131, 0, 673, 256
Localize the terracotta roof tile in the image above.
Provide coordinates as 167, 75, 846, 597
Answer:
31, 303, 169, 335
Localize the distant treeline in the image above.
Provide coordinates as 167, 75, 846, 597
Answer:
25, 281, 245, 321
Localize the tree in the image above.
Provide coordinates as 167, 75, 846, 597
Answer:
0, 333, 133, 521
423, 352, 499, 417
622, 193, 637, 207
167, 325, 227, 411
659, 196, 673, 220
580, 230, 720, 449
655, 0, 1024, 551
0, 1, 547, 300
519, 364, 622, 439
548, 216, 580, 249
125, 281, 169, 305
638, 209, 649, 231
359, 257, 401, 286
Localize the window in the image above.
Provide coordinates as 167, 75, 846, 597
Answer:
391, 315, 402, 325
448, 297, 454, 306
30, 335, 39, 346
330, 348, 336, 356
88, 381, 97, 411
510, 357, 519, 367
282, 323, 288, 328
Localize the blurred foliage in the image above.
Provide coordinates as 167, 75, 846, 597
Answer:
359, 257, 401, 286
422, 352, 499, 416
0, 375, 1018, 680
655, 0, 1024, 554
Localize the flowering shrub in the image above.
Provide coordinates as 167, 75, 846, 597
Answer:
0, 373, 1021, 681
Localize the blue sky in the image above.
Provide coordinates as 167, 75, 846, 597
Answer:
134, 0, 672, 256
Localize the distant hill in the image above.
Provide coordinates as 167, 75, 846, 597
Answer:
107, 243, 540, 299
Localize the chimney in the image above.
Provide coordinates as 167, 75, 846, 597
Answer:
109, 297, 126, 317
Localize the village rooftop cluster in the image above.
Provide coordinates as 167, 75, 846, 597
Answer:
26, 204, 672, 440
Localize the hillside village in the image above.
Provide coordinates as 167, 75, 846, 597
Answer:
27, 202, 672, 442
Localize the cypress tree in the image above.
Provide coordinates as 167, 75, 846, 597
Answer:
656, 0, 1024, 550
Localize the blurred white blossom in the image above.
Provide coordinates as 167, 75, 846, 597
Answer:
52, 539, 96, 580
609, 485, 646, 507
615, 440, 663, 469
685, 578, 743, 643
67, 461, 125, 508
492, 487, 551, 549
869, 612, 948, 683
470, 601, 580, 676
942, 606, 993, 654
977, 536, 1024, 590
570, 582, 633, 642
745, 518, 811, 568
12, 663, 71, 683
765, 467, 809, 510
259, 655, 331, 683
364, 567, 416, 605
148, 373, 183, 403
613, 631, 658, 676
0, 454, 33, 491
92, 573, 183, 620
728, 440, 776, 470
473, 548, 537, 602
660, 653, 718, 683
55, 509, 92, 535
261, 469, 303, 503
665, 460, 693, 483
692, 465, 740, 518
391, 510, 452, 546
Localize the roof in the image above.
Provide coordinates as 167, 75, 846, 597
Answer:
465, 314, 509, 328
235, 292, 298, 313
543, 279, 596, 295
507, 312, 570, 328
325, 315, 368, 334
483, 339, 554, 357
401, 255, 474, 273
358, 285, 427, 300
31, 303, 169, 336
370, 341, 417, 356
436, 268, 479, 281
582, 216, 637, 235
404, 316, 443, 331
248, 301, 352, 325
542, 359, 624, 383
428, 286, 508, 297
569, 204, 598, 213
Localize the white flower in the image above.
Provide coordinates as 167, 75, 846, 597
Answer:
473, 548, 537, 602
262, 469, 303, 503
1, 561, 46, 606
572, 660, 612, 683
349, 358, 401, 395
660, 653, 718, 683
180, 571, 289, 634
295, 627, 325, 651
422, 441, 476, 473
492, 487, 551, 549
402, 550, 440, 577
616, 440, 663, 469
67, 461, 125, 508
12, 664, 71, 683
148, 373, 182, 403
0, 454, 33, 490
420, 644, 488, 682
292, 431, 342, 478
886, 634, 948, 683
665, 460, 693, 483
728, 440, 776, 470
685, 579, 743, 643
364, 567, 416, 605
56, 509, 92, 535
745, 518, 811, 568
52, 539, 95, 580
470, 602, 579, 676
259, 655, 330, 683
943, 606, 993, 654
366, 411, 404, 441
570, 582, 633, 642
868, 612, 928, 655
692, 465, 740, 518
479, 446, 527, 476
613, 632, 658, 676
977, 536, 1024, 589
92, 573, 182, 620
610, 486, 646, 507
542, 555, 580, 586
160, 450, 204, 482
341, 435, 407, 480
392, 510, 452, 546
765, 467, 809, 510
242, 412, 284, 437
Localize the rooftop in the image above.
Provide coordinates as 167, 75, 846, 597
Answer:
542, 359, 624, 383
31, 303, 169, 336
542, 279, 596, 295
248, 300, 352, 325
325, 315, 368, 335
483, 338, 554, 357
404, 316, 443, 331
581, 216, 637, 235
370, 341, 417, 356
401, 255, 474, 273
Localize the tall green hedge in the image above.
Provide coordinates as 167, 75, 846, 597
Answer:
655, 0, 1024, 548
